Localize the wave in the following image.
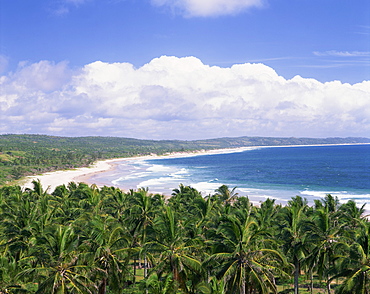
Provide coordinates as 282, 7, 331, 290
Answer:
97, 145, 370, 211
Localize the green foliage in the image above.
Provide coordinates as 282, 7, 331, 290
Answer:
0, 182, 369, 293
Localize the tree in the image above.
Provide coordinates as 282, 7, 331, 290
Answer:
146, 206, 203, 293
332, 219, 370, 293
308, 201, 345, 294
128, 188, 157, 278
23, 225, 95, 293
253, 198, 280, 232
214, 185, 238, 205
209, 209, 286, 294
83, 214, 132, 294
279, 196, 309, 294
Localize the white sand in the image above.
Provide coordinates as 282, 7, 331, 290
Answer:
20, 147, 254, 192
20, 143, 369, 193
21, 157, 128, 192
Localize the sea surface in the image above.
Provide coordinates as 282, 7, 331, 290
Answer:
91, 144, 370, 208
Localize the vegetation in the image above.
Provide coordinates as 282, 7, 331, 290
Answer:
1, 134, 369, 185
0, 181, 369, 293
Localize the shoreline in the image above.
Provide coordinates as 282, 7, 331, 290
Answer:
21, 143, 370, 194
21, 147, 256, 192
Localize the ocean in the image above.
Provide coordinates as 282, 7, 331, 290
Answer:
91, 144, 370, 208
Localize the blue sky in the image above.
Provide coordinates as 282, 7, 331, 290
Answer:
0, 0, 369, 139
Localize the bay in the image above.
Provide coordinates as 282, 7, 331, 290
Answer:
102, 144, 370, 208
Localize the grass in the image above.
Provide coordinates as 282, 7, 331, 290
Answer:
277, 285, 327, 293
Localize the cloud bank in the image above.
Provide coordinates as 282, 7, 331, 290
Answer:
1, 56, 369, 139
151, 0, 264, 17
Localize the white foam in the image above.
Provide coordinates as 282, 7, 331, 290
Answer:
168, 168, 189, 178
299, 189, 370, 210
146, 165, 173, 172
192, 181, 221, 195
104, 147, 370, 212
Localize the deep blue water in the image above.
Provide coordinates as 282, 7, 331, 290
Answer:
104, 144, 370, 207
150, 145, 370, 191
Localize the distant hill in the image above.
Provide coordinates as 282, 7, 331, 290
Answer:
1, 134, 369, 185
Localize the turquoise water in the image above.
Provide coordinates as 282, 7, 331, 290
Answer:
97, 144, 370, 207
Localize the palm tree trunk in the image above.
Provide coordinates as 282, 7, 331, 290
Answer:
133, 258, 137, 283
98, 278, 107, 294
326, 279, 331, 294
294, 257, 300, 294
144, 255, 148, 278
309, 269, 313, 294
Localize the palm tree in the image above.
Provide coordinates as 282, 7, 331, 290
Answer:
169, 184, 203, 217
26, 179, 50, 199
214, 185, 239, 205
338, 200, 367, 231
100, 186, 128, 220
279, 196, 309, 294
209, 209, 287, 294
253, 198, 280, 232
140, 272, 177, 294
307, 203, 345, 294
22, 225, 95, 293
128, 188, 157, 278
196, 276, 226, 294
332, 219, 370, 293
83, 214, 133, 294
0, 251, 36, 293
0, 187, 39, 262
146, 205, 203, 293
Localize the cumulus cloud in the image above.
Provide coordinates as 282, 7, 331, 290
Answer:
151, 0, 264, 17
1, 56, 369, 139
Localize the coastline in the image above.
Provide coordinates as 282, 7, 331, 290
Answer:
20, 147, 255, 193
20, 143, 370, 194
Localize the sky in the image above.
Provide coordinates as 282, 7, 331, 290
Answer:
0, 0, 369, 140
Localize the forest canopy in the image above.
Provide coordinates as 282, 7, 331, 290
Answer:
0, 182, 369, 293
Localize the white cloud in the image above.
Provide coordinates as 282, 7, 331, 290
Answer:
313, 50, 370, 57
50, 0, 89, 15
151, 0, 264, 17
0, 55, 9, 74
64, 0, 88, 5
1, 56, 369, 139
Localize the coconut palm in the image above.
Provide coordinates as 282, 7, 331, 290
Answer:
209, 209, 287, 294
214, 185, 239, 205
169, 184, 203, 218
82, 214, 133, 294
100, 186, 128, 220
253, 198, 280, 232
196, 276, 226, 294
279, 196, 309, 294
21, 224, 95, 293
128, 188, 157, 278
0, 251, 36, 293
338, 200, 367, 231
146, 205, 203, 293
0, 188, 39, 262
307, 204, 346, 294
332, 219, 370, 293
140, 272, 177, 294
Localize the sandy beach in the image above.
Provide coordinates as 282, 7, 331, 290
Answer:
21, 143, 370, 194
21, 157, 127, 192
20, 147, 256, 193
